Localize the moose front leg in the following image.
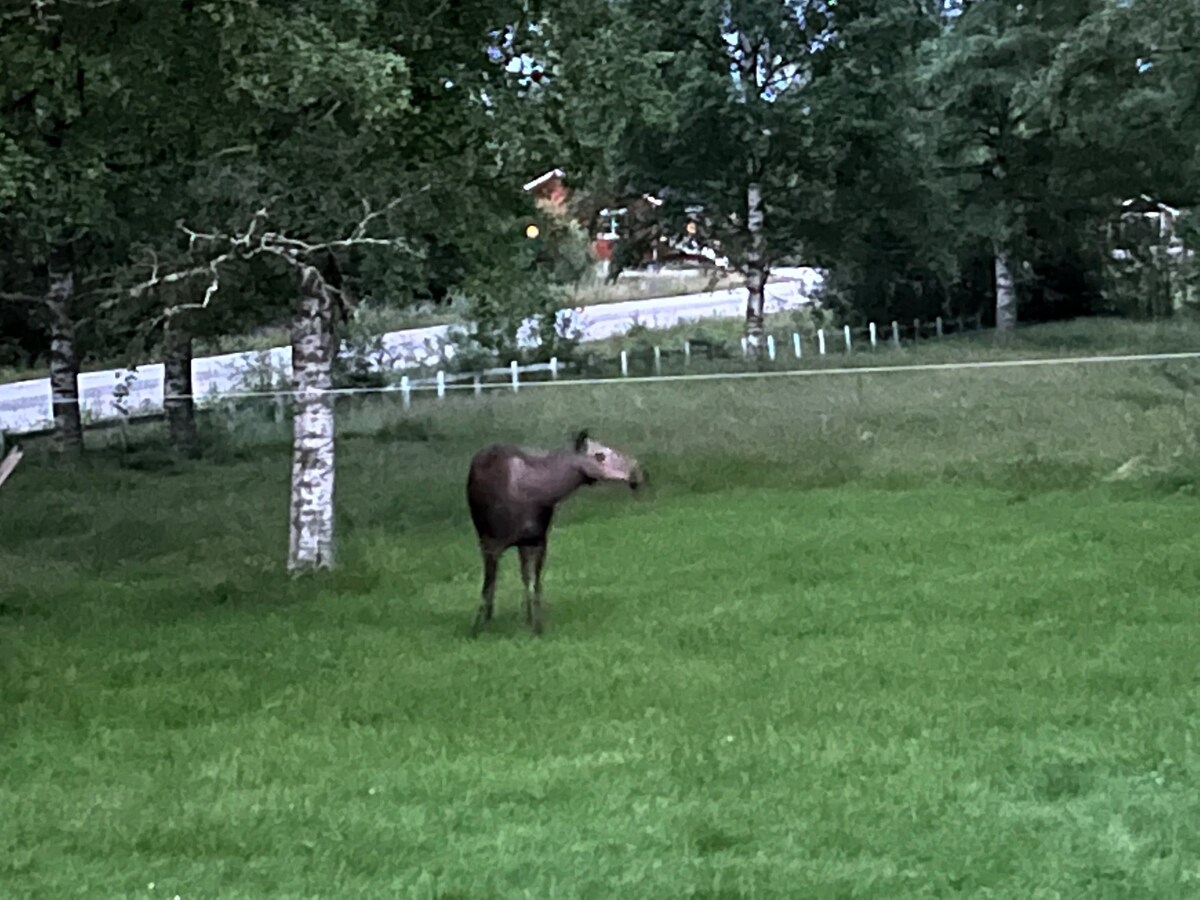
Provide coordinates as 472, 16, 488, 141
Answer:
471, 550, 500, 637
519, 541, 548, 636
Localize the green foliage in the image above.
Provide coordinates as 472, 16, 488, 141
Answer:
448, 211, 594, 365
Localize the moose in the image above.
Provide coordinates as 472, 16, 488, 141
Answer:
466, 429, 646, 636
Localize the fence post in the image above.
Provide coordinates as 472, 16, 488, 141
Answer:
684, 340, 691, 366
843, 325, 852, 353
436, 370, 445, 399
550, 356, 558, 380
792, 332, 802, 358
620, 350, 628, 377
740, 336, 749, 357
957, 315, 964, 334
510, 361, 519, 393
400, 375, 411, 409
936, 316, 944, 339
913, 318, 921, 341
892, 321, 900, 348
817, 328, 826, 355
654, 346, 662, 375
766, 334, 776, 361
869, 322, 877, 350
473, 374, 482, 397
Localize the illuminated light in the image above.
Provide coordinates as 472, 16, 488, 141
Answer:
525, 223, 540, 239
686, 221, 698, 235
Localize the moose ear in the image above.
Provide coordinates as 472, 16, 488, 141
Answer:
574, 429, 589, 452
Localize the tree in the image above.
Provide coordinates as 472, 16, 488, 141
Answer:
917, 0, 1100, 335
1042, 0, 1200, 318
0, 1, 117, 453
529, 0, 837, 349
119, 0, 540, 573
801, 1, 961, 326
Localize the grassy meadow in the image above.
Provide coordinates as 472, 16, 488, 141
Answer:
3, 319, 1200, 897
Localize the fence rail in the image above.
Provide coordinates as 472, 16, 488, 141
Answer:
0, 274, 831, 436
1, 310, 996, 439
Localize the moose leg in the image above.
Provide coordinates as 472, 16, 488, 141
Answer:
471, 550, 500, 637
519, 541, 548, 636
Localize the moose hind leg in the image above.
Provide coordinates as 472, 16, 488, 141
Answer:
519, 541, 548, 636
471, 550, 500, 637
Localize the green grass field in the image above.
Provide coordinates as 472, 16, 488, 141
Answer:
3, 320, 1200, 897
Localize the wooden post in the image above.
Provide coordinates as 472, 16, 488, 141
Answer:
892, 321, 900, 348
654, 346, 662, 375
400, 375, 411, 409
620, 350, 629, 377
473, 375, 482, 397
792, 332, 802, 358
817, 329, 826, 355
869, 322, 877, 350
936, 316, 944, 339
684, 340, 691, 365
510, 361, 519, 392
550, 356, 558, 380
913, 318, 921, 340
843, 325, 852, 353
436, 370, 446, 399
766, 335, 776, 361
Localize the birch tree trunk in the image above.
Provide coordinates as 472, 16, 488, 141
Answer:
287, 263, 338, 574
45, 247, 83, 454
994, 248, 1017, 336
163, 313, 198, 456
744, 181, 767, 351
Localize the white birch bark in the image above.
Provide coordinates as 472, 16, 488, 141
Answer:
46, 250, 83, 453
745, 181, 767, 350
994, 248, 1017, 335
287, 264, 338, 573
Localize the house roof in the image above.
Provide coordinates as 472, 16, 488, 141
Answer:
522, 168, 566, 192
1121, 194, 1182, 217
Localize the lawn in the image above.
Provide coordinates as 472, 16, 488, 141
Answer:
3, 320, 1200, 897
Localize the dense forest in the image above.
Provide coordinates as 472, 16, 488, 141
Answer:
2, 0, 1197, 566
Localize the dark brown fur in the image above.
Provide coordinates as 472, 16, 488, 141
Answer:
466, 429, 644, 636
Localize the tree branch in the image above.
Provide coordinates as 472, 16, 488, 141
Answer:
0, 291, 43, 304
129, 196, 419, 330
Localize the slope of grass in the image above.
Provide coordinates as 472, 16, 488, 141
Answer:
3, 320, 1200, 897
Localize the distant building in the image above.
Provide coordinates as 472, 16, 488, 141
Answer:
522, 168, 569, 216
1104, 195, 1196, 316
521, 167, 727, 270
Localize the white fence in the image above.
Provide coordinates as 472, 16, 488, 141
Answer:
0, 270, 823, 435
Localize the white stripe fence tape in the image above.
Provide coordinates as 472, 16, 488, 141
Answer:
124, 349, 1200, 403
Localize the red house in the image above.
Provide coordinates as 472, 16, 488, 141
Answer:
522, 167, 727, 268
522, 168, 570, 217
